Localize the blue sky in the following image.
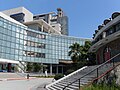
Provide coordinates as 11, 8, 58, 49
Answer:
0, 0, 120, 38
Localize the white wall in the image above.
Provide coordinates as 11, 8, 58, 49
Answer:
0, 12, 26, 27
51, 23, 61, 32
2, 7, 33, 22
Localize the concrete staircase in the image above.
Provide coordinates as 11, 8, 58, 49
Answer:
46, 63, 113, 90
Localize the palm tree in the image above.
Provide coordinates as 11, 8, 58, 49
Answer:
68, 41, 96, 70
69, 42, 82, 63
80, 41, 96, 65
80, 41, 92, 60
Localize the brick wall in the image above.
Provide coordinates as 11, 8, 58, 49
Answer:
96, 38, 120, 64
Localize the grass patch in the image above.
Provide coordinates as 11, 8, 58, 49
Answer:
83, 83, 120, 90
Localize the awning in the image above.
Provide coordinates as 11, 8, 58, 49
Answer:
0, 58, 19, 64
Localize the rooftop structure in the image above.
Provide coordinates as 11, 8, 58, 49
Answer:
33, 8, 68, 35
2, 7, 33, 23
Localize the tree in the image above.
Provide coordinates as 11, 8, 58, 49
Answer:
33, 63, 42, 72
69, 42, 82, 63
26, 62, 42, 72
80, 41, 92, 60
69, 41, 96, 67
80, 41, 96, 65
26, 62, 33, 72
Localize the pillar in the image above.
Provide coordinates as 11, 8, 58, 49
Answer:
41, 63, 43, 74
50, 64, 52, 75
41, 24, 43, 32
62, 65, 63, 74
7, 63, 11, 72
48, 26, 50, 33
1, 64, 3, 70
56, 65, 58, 74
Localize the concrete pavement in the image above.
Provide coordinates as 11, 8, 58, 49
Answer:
0, 78, 53, 90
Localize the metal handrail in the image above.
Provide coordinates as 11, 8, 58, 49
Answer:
81, 62, 120, 90
93, 62, 120, 82
63, 52, 120, 90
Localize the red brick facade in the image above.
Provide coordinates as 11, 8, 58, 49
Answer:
96, 38, 120, 64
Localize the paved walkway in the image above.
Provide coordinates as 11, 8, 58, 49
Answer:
0, 72, 26, 79
0, 78, 53, 90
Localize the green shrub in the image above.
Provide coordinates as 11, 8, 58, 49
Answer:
83, 83, 120, 90
65, 69, 74, 75
54, 74, 64, 80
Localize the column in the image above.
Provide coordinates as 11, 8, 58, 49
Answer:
50, 64, 52, 75
62, 65, 63, 74
7, 63, 11, 72
48, 26, 50, 33
41, 63, 43, 75
56, 65, 58, 74
41, 22, 43, 32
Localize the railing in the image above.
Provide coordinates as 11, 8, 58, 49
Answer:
46, 66, 87, 89
83, 62, 120, 90
92, 62, 120, 82
63, 52, 120, 90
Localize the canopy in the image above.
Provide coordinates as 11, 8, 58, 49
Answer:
0, 58, 19, 64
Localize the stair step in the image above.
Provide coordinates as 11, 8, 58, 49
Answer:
68, 85, 79, 89
46, 64, 114, 90
64, 87, 75, 90
51, 85, 62, 90
54, 83, 65, 88
71, 83, 83, 87
48, 86, 56, 90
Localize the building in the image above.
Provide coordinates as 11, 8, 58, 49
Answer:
2, 7, 33, 23
0, 7, 90, 74
89, 12, 120, 64
33, 8, 68, 35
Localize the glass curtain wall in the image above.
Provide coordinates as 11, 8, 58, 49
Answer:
0, 16, 90, 64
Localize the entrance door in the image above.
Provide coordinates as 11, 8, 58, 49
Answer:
104, 47, 111, 62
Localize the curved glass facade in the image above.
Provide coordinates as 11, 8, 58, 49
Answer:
0, 16, 90, 64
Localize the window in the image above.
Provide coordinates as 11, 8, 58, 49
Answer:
26, 31, 46, 39
26, 51, 36, 57
116, 23, 120, 31
106, 27, 116, 36
50, 19, 57, 24
10, 13, 25, 23
37, 43, 46, 49
36, 53, 45, 58
33, 16, 39, 20
25, 40, 46, 49
52, 26, 55, 28
37, 34, 46, 39
25, 51, 45, 58
38, 27, 41, 31
0, 20, 3, 26
3, 23, 7, 28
